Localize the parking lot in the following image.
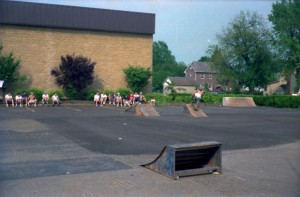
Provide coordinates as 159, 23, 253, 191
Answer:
0, 104, 300, 196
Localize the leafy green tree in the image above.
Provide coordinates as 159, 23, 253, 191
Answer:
269, 0, 300, 90
209, 11, 275, 93
198, 56, 211, 62
51, 54, 95, 99
152, 41, 186, 92
123, 65, 151, 92
0, 44, 25, 89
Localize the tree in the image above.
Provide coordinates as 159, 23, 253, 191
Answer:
269, 0, 300, 90
0, 44, 25, 90
51, 54, 95, 98
152, 41, 186, 92
210, 11, 275, 93
123, 65, 151, 92
198, 56, 211, 62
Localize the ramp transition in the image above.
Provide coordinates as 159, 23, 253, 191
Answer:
184, 104, 207, 118
142, 141, 222, 179
222, 97, 256, 107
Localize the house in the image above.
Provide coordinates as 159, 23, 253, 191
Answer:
184, 61, 229, 92
163, 77, 198, 95
264, 68, 300, 95
0, 1, 155, 91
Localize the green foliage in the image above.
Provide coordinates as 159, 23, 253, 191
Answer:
269, 0, 300, 76
84, 90, 97, 101
51, 54, 95, 97
202, 93, 223, 104
253, 95, 300, 108
144, 93, 170, 105
152, 41, 187, 92
48, 90, 64, 99
116, 88, 131, 98
0, 44, 25, 89
64, 84, 78, 99
210, 11, 275, 93
123, 65, 151, 92
174, 93, 193, 103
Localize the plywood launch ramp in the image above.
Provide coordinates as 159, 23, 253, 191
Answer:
184, 104, 207, 118
136, 103, 160, 116
222, 97, 256, 107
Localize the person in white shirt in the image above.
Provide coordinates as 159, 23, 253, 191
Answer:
52, 93, 60, 106
5, 93, 14, 107
100, 92, 107, 106
94, 92, 100, 106
15, 93, 23, 107
193, 89, 204, 107
42, 91, 49, 106
116, 93, 123, 107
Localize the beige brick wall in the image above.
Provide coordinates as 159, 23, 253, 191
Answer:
0, 25, 153, 92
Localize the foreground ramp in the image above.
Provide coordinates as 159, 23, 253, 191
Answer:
142, 141, 222, 179
184, 104, 207, 118
222, 97, 256, 107
136, 103, 160, 116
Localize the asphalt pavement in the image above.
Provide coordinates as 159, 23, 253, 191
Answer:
0, 103, 299, 197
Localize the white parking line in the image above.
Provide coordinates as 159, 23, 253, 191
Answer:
65, 107, 82, 112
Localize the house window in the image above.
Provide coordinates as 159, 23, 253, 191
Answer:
190, 73, 192, 77
209, 74, 212, 79
208, 84, 213, 91
200, 74, 205, 79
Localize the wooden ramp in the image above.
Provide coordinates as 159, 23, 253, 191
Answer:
222, 97, 256, 107
136, 103, 160, 116
184, 104, 207, 118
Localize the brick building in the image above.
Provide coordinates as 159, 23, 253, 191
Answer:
184, 61, 218, 91
0, 1, 155, 91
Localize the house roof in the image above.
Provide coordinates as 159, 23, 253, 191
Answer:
166, 77, 198, 86
0, 1, 155, 35
186, 61, 217, 74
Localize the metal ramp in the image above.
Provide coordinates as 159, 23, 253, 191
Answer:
142, 141, 222, 179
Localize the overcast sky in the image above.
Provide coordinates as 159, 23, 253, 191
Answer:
13, 0, 277, 65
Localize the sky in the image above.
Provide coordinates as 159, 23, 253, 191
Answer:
12, 0, 277, 65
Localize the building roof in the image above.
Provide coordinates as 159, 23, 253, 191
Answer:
0, 1, 155, 35
165, 77, 198, 86
186, 61, 217, 74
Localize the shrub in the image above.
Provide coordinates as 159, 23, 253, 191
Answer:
253, 95, 300, 108
123, 65, 151, 92
48, 90, 64, 99
84, 90, 97, 101
116, 88, 131, 98
51, 54, 96, 98
145, 93, 171, 105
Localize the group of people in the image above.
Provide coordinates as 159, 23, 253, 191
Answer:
4, 91, 61, 107
94, 91, 155, 107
